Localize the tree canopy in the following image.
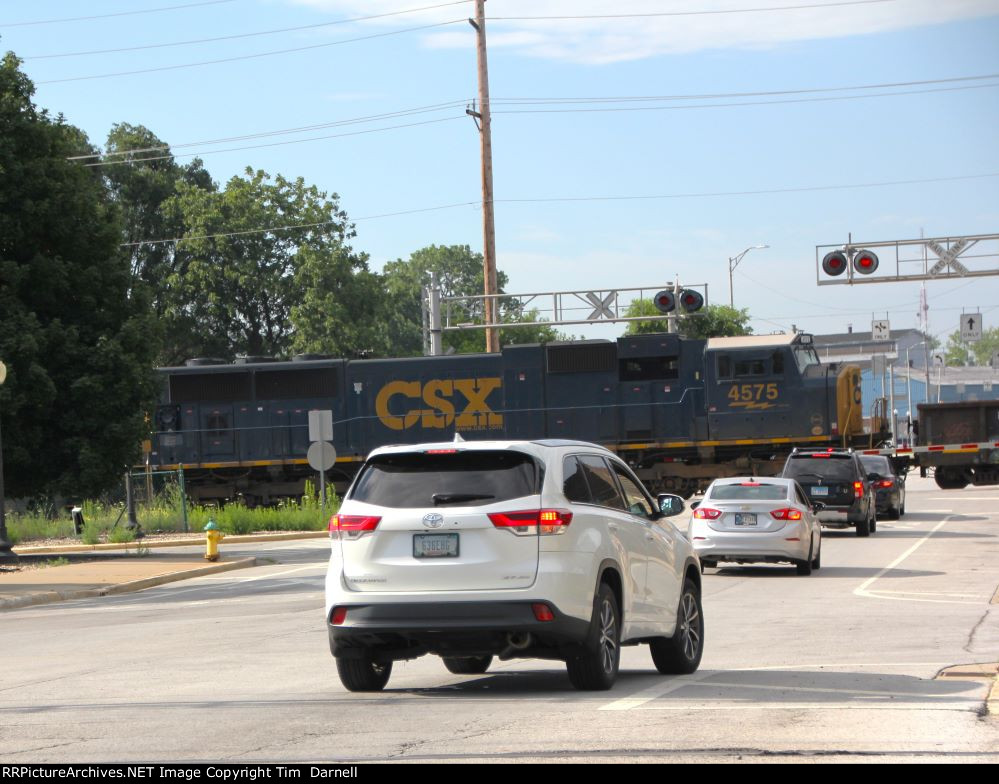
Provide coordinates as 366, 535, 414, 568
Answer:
943, 326, 999, 366
0, 54, 160, 499
381, 244, 570, 356
622, 300, 753, 339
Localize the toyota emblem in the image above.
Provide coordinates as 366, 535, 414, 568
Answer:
423, 513, 445, 529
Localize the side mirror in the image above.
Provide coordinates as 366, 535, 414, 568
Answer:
867, 473, 881, 482
690, 500, 701, 510
657, 493, 686, 517
812, 501, 825, 512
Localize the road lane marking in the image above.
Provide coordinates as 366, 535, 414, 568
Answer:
852, 516, 978, 604
599, 669, 716, 711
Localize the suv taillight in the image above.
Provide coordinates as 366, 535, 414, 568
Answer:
770, 508, 803, 520
693, 507, 722, 519
853, 481, 863, 499
329, 514, 381, 540
488, 509, 573, 536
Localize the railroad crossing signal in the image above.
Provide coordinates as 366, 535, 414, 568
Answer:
960, 313, 982, 343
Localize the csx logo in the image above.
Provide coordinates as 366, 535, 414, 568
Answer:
375, 378, 503, 431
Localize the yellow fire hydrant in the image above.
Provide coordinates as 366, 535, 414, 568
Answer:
204, 519, 224, 561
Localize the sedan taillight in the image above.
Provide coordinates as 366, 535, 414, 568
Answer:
770, 508, 803, 520
693, 507, 722, 519
488, 509, 573, 536
877, 479, 894, 488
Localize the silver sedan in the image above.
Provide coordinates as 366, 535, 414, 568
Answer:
689, 477, 822, 575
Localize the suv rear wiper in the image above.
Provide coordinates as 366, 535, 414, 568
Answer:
793, 472, 825, 480
432, 493, 496, 506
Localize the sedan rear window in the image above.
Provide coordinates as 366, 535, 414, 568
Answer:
709, 483, 788, 501
350, 450, 540, 509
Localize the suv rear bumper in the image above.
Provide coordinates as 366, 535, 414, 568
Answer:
328, 600, 591, 662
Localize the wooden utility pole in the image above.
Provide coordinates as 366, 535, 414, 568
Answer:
469, 0, 500, 353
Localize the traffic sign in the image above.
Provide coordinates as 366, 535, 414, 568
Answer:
871, 319, 890, 341
307, 441, 337, 472
308, 409, 333, 442
960, 313, 982, 343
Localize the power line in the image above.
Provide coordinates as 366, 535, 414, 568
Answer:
71, 101, 469, 162
73, 74, 999, 165
24, 1, 473, 60
490, 0, 898, 21
35, 19, 467, 85
492, 82, 999, 116
0, 0, 241, 28
492, 172, 999, 205
122, 171, 999, 248
491, 74, 999, 104
92, 115, 468, 168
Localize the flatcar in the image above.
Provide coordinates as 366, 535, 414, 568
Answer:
147, 331, 884, 503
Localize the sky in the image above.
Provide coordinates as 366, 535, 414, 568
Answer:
3, 0, 999, 347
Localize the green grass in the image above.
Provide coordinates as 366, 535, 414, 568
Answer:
6, 479, 337, 545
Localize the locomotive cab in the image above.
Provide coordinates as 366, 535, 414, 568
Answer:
703, 333, 856, 442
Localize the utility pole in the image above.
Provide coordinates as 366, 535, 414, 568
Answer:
468, 0, 500, 353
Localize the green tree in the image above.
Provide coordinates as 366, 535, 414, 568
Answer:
943, 327, 999, 366
290, 246, 389, 358
161, 168, 358, 362
102, 123, 214, 314
622, 300, 752, 339
0, 53, 160, 498
381, 244, 569, 355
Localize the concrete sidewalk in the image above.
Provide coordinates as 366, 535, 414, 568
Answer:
0, 531, 326, 611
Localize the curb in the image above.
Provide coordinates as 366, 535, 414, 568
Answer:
14, 531, 327, 555
0, 557, 259, 612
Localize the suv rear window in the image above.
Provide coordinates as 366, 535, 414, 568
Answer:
350, 450, 540, 509
783, 454, 858, 481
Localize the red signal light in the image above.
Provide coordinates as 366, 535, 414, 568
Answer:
679, 289, 704, 313
653, 290, 676, 314
822, 250, 848, 276
853, 249, 879, 275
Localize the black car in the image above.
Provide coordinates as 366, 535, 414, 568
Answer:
781, 448, 877, 537
859, 454, 906, 519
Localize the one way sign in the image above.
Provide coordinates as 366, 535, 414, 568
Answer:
960, 313, 982, 343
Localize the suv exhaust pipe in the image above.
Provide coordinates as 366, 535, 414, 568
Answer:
498, 632, 532, 660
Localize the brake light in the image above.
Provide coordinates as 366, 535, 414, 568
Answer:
878, 479, 894, 488
770, 508, 803, 520
853, 481, 863, 499
693, 507, 722, 519
424, 449, 458, 454
488, 509, 573, 536
329, 514, 381, 540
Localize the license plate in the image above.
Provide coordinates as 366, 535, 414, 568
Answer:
810, 486, 829, 496
734, 513, 757, 526
413, 533, 459, 558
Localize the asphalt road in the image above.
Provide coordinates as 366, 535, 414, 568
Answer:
3, 475, 998, 763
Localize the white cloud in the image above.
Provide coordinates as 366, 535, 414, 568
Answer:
287, 0, 999, 63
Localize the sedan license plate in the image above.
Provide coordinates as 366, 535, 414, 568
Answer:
810, 486, 829, 496
413, 533, 459, 558
734, 513, 757, 527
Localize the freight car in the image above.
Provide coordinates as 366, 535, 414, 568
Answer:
147, 332, 887, 504
909, 400, 999, 489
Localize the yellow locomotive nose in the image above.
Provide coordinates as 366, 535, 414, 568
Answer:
203, 519, 224, 561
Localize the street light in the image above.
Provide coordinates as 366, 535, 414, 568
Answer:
0, 359, 16, 563
728, 244, 769, 308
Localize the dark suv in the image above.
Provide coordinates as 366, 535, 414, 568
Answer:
780, 448, 877, 537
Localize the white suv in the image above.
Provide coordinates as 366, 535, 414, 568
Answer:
325, 439, 704, 692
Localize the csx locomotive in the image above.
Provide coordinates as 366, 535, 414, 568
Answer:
148, 331, 881, 503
